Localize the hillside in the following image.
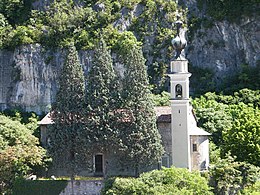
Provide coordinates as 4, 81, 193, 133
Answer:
0, 0, 259, 113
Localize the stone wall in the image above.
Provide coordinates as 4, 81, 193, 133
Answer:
157, 122, 172, 165
60, 180, 103, 195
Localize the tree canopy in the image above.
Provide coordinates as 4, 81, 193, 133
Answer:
0, 114, 47, 194
192, 89, 260, 166
86, 38, 119, 152
117, 41, 164, 176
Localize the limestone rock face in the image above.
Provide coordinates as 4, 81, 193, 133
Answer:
187, 16, 260, 78
182, 0, 259, 77
0, 44, 92, 114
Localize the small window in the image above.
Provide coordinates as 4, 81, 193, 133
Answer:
175, 84, 182, 98
192, 144, 198, 152
161, 154, 170, 168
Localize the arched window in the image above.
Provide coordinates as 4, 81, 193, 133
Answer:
175, 84, 182, 98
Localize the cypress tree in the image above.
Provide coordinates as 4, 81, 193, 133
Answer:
119, 43, 164, 176
49, 44, 89, 180
86, 39, 119, 152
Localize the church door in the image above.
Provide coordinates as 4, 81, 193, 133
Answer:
94, 154, 103, 176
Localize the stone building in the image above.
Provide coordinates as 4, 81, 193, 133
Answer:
39, 104, 210, 176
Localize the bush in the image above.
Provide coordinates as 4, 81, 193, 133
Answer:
102, 167, 213, 194
242, 181, 260, 195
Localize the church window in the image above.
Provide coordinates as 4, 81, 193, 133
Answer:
175, 84, 182, 98
161, 154, 170, 168
192, 144, 198, 152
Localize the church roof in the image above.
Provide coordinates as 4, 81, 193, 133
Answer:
155, 106, 171, 123
38, 113, 54, 125
190, 126, 211, 136
39, 107, 172, 125
38, 106, 210, 136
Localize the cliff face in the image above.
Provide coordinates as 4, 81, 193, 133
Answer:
187, 17, 260, 77
0, 44, 92, 113
0, 1, 259, 113
183, 0, 260, 79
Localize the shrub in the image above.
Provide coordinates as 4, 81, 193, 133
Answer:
102, 167, 213, 194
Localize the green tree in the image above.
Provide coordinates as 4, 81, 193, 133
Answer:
209, 155, 260, 195
0, 114, 47, 194
192, 95, 232, 146
86, 38, 119, 153
0, 0, 32, 25
49, 44, 88, 180
222, 103, 260, 166
0, 14, 13, 48
118, 38, 163, 176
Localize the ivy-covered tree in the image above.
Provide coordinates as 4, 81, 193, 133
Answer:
117, 36, 164, 176
49, 44, 89, 179
86, 38, 119, 152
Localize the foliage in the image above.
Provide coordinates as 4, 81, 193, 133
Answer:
209, 155, 260, 195
193, 88, 260, 193
192, 95, 232, 146
222, 103, 260, 166
242, 181, 260, 195
220, 64, 260, 94
0, 114, 37, 149
197, 0, 259, 22
85, 38, 118, 152
117, 43, 163, 176
0, 0, 32, 25
0, 114, 48, 194
0, 14, 13, 48
102, 167, 213, 194
49, 44, 89, 177
189, 64, 216, 96
12, 179, 68, 195
150, 91, 170, 106
193, 89, 260, 167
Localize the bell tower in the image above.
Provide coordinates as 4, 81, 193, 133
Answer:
168, 15, 192, 170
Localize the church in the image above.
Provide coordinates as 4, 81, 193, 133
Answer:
38, 51, 210, 176
39, 18, 210, 176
